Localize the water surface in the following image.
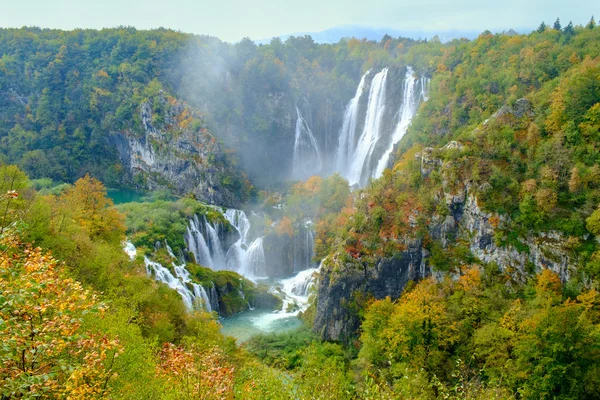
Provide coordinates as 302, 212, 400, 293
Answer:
220, 308, 303, 343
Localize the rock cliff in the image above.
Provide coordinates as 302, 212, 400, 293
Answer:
112, 95, 248, 207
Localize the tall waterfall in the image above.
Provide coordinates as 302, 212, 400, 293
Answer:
346, 68, 389, 186
335, 69, 371, 174
374, 67, 419, 178
292, 106, 323, 180
334, 66, 429, 186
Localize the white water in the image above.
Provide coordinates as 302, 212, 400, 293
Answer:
126, 208, 321, 340
142, 253, 212, 312
335, 69, 371, 174
374, 66, 418, 178
334, 66, 429, 186
292, 106, 323, 180
221, 265, 320, 342
346, 68, 389, 186
124, 241, 137, 260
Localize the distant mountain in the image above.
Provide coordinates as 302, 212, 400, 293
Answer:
256, 25, 491, 44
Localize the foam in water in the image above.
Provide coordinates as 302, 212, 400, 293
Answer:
346, 68, 389, 186
292, 106, 323, 180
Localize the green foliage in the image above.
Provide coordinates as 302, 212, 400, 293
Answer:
359, 268, 600, 399
244, 326, 318, 369
117, 198, 229, 255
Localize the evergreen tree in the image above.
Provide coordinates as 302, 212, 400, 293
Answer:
563, 21, 575, 36
588, 16, 596, 29
553, 18, 562, 30
537, 21, 547, 33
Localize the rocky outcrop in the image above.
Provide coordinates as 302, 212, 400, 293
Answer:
112, 96, 247, 207
313, 241, 429, 342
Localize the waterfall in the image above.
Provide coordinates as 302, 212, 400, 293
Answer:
224, 209, 250, 245
124, 241, 137, 260
334, 66, 429, 186
241, 237, 267, 279
185, 215, 229, 270
185, 216, 213, 267
374, 67, 419, 178
205, 218, 227, 270
277, 264, 321, 313
142, 254, 212, 312
335, 69, 371, 174
292, 106, 323, 180
346, 68, 389, 186
420, 76, 430, 101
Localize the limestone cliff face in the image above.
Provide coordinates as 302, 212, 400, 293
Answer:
112, 96, 247, 207
313, 99, 577, 341
314, 242, 429, 342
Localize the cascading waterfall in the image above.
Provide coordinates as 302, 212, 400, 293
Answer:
241, 237, 267, 279
277, 264, 321, 314
374, 66, 419, 178
334, 66, 429, 186
223, 209, 268, 279
293, 224, 316, 273
335, 69, 371, 174
185, 215, 213, 267
142, 253, 212, 312
346, 68, 389, 186
292, 106, 323, 180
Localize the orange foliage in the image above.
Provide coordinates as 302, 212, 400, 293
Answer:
275, 216, 294, 237
157, 343, 234, 399
535, 268, 562, 295
0, 231, 121, 398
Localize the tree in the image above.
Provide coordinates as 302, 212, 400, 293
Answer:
0, 229, 121, 398
587, 205, 600, 236
563, 21, 575, 36
58, 175, 125, 244
537, 21, 547, 33
587, 16, 596, 29
553, 18, 562, 31
156, 343, 234, 399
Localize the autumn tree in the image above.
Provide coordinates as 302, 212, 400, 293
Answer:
156, 343, 234, 399
0, 228, 121, 398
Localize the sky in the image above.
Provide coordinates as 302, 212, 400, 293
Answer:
1, 0, 598, 42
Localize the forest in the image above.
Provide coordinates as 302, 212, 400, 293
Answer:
1, 15, 600, 400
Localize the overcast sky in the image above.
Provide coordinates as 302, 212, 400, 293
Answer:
1, 0, 598, 42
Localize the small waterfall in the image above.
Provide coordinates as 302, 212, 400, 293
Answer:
335, 69, 371, 174
293, 224, 316, 273
143, 255, 212, 312
420, 76, 430, 101
185, 215, 229, 270
278, 264, 320, 313
224, 209, 250, 244
185, 216, 213, 267
241, 237, 267, 279
205, 218, 227, 270
374, 67, 419, 178
346, 68, 389, 186
124, 241, 137, 260
292, 106, 323, 180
